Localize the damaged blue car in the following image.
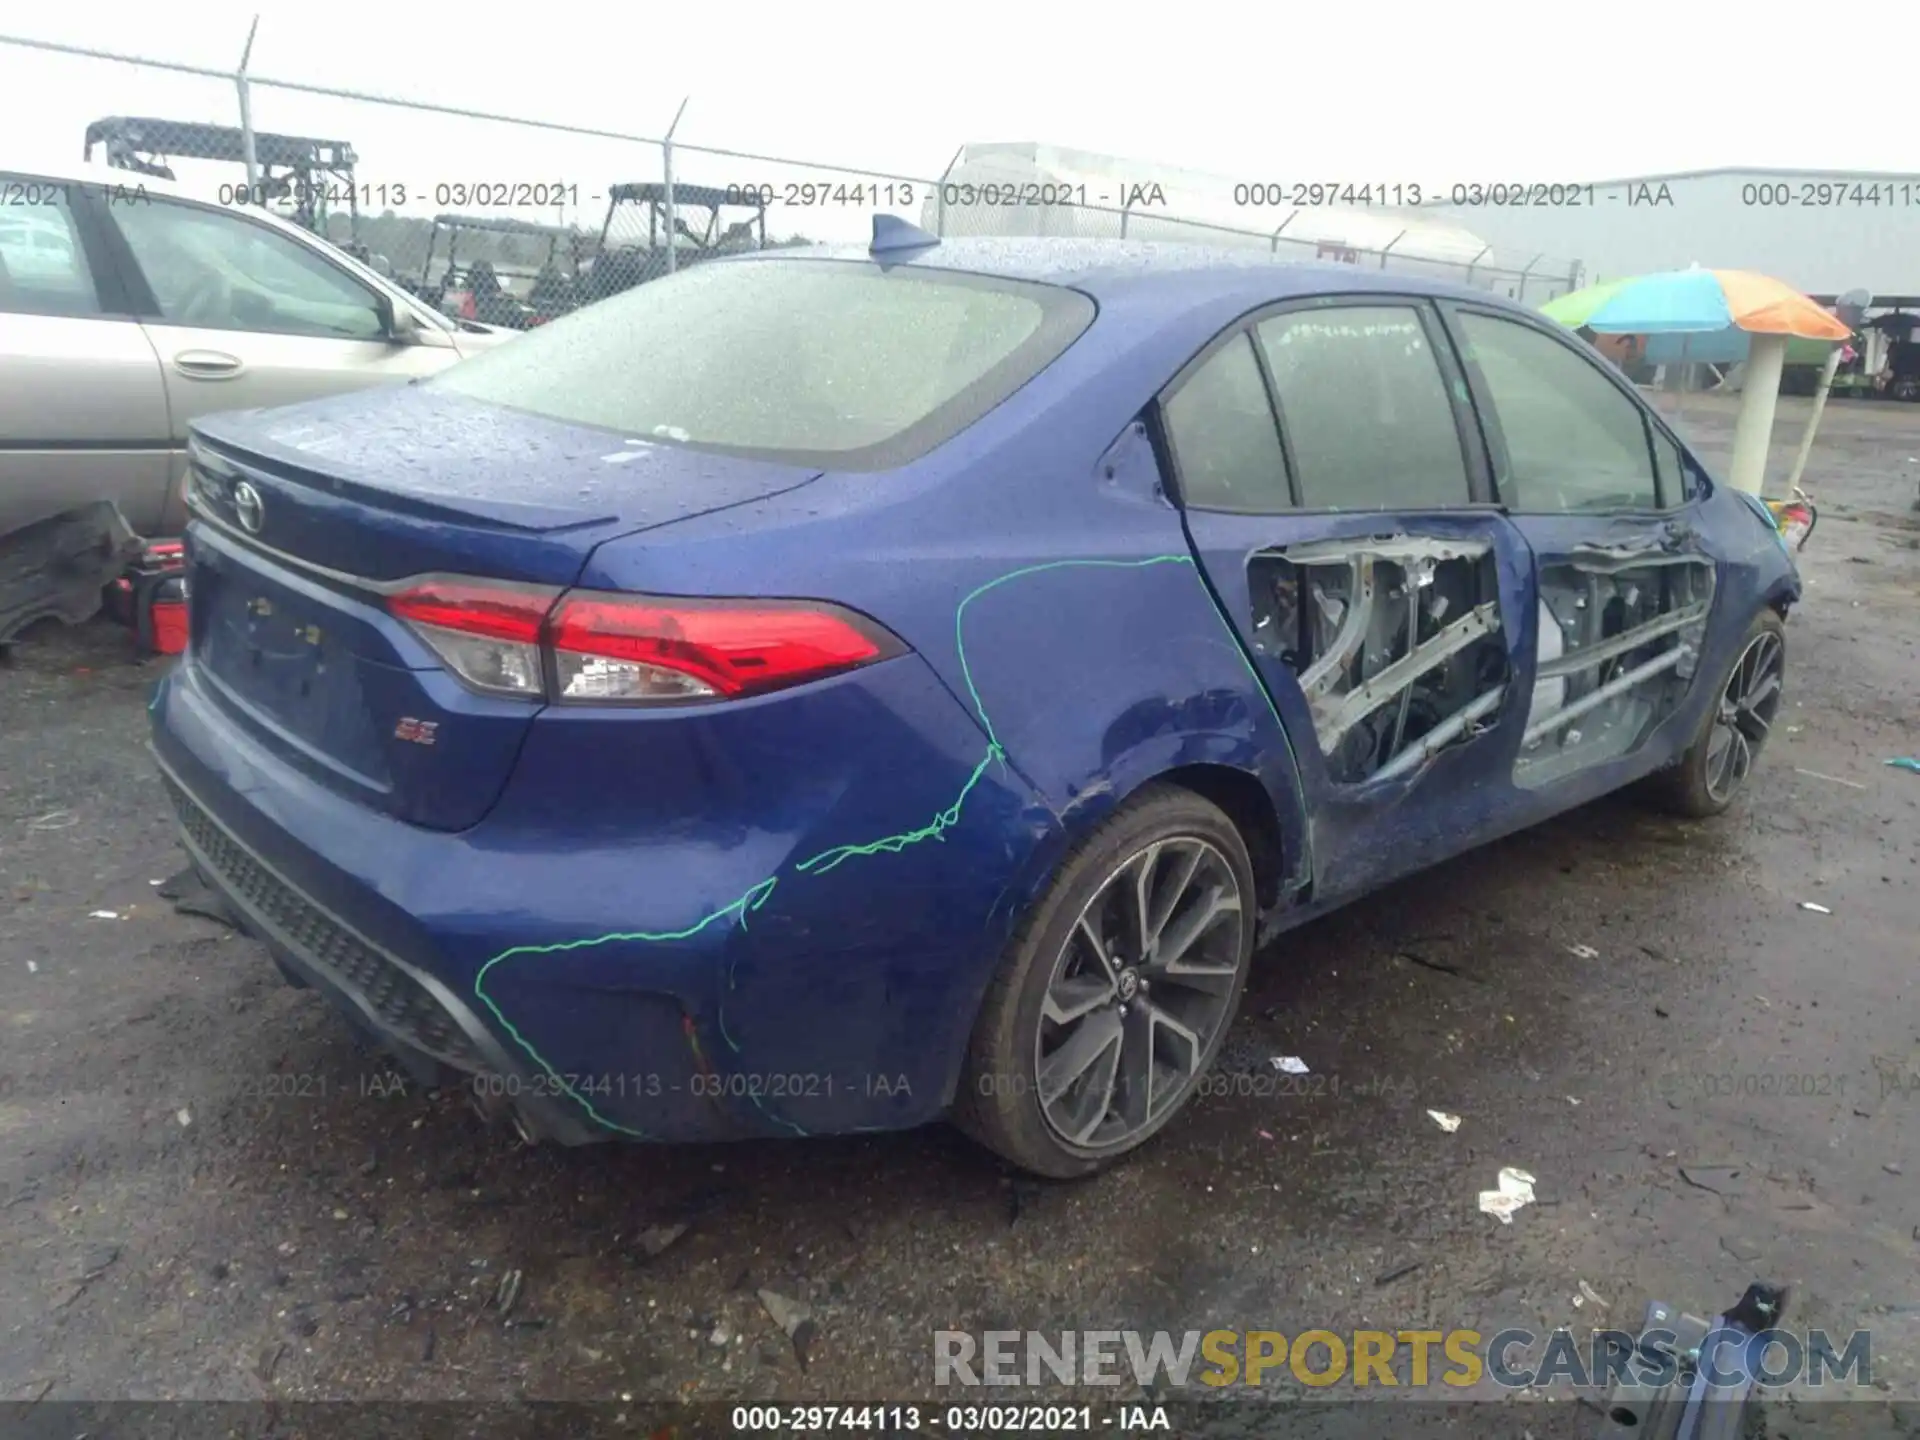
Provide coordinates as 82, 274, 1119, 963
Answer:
149, 225, 1800, 1177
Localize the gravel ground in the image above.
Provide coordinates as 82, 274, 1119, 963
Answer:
2, 394, 1917, 1434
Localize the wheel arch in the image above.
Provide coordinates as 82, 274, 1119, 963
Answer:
981, 739, 1303, 983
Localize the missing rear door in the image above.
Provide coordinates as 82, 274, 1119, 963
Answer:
1248, 536, 1510, 786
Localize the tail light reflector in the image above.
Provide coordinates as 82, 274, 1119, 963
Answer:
388, 579, 558, 697
386, 579, 904, 704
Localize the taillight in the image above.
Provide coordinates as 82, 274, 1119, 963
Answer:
388, 578, 558, 697
548, 592, 901, 702
386, 579, 904, 704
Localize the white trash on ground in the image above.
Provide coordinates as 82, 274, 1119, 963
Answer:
1478, 1167, 1537, 1224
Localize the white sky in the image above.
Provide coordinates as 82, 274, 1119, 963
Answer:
5, 1, 1918, 249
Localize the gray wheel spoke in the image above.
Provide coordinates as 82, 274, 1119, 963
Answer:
1044, 975, 1114, 1027
1127, 842, 1164, 961
1708, 722, 1750, 800
1039, 1008, 1123, 1143
1151, 884, 1240, 975
1728, 729, 1753, 788
1116, 1000, 1204, 1130
1075, 917, 1118, 987
1144, 843, 1204, 957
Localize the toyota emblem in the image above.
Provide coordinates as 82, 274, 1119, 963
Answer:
232, 480, 265, 534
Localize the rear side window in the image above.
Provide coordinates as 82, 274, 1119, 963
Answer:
1256, 306, 1472, 510
0, 180, 100, 318
1162, 333, 1290, 511
1454, 312, 1661, 512
430, 259, 1095, 470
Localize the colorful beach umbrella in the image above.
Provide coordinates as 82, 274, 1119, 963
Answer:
1542, 269, 1850, 340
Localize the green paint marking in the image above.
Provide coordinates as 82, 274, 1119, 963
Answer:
470, 552, 1254, 1140
471, 877, 776, 1138
794, 743, 1004, 876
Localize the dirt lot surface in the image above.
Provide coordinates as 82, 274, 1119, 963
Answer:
2, 394, 1918, 1434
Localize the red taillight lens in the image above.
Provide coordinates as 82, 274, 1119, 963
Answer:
386, 579, 904, 704
548, 593, 901, 703
388, 579, 559, 697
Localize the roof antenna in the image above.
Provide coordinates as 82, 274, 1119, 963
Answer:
870, 214, 939, 265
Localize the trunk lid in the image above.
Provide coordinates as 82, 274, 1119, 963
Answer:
184, 386, 823, 831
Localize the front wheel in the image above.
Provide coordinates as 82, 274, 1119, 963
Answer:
1648, 610, 1786, 818
955, 785, 1256, 1179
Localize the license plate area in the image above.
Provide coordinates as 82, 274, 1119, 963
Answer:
192, 552, 394, 789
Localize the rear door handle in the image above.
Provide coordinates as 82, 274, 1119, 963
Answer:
172, 349, 244, 379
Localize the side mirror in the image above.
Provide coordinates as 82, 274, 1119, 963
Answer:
376, 292, 425, 344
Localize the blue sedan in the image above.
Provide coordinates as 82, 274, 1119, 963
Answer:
150, 223, 1799, 1177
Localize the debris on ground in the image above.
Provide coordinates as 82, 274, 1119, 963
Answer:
1375, 1262, 1422, 1286
25, 811, 77, 831
1579, 1279, 1611, 1309
1678, 1165, 1745, 1196
493, 1268, 523, 1315
1799, 902, 1833, 915
1794, 767, 1868, 789
1567, 944, 1601, 960
81, 1245, 120, 1279
88, 910, 119, 920
155, 867, 239, 928
175, 1109, 191, 1127
758, 1289, 817, 1371
1477, 1167, 1537, 1224
1271, 1056, 1310, 1075
1427, 1110, 1462, 1133
1887, 757, 1920, 775
637, 1223, 689, 1259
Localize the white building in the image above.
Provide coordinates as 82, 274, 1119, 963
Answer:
924, 143, 1582, 298
1419, 168, 1920, 301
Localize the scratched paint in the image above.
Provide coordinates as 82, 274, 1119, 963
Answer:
470, 554, 1292, 1140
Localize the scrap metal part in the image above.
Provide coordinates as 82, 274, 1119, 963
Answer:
0, 502, 142, 649
1596, 1283, 1788, 1439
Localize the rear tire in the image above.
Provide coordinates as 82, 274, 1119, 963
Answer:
1647, 609, 1786, 818
954, 784, 1256, 1179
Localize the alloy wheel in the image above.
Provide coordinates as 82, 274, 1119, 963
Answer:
1032, 837, 1245, 1151
1704, 629, 1784, 804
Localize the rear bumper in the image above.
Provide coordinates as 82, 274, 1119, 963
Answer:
155, 755, 602, 1145
149, 641, 1046, 1144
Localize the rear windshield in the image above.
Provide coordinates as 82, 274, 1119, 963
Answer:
429, 258, 1095, 470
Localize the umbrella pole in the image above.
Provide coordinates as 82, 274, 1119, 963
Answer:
1673, 335, 1688, 424
1785, 343, 1845, 494
1728, 334, 1788, 496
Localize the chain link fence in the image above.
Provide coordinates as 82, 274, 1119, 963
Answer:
4, 30, 1584, 333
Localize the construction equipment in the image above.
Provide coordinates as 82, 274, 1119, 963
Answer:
83, 116, 360, 237
414, 214, 585, 329
578, 182, 767, 305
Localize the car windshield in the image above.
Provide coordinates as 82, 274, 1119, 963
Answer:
427, 257, 1096, 470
